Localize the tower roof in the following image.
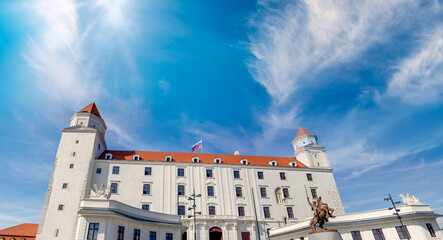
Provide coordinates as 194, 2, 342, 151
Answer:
294, 126, 312, 139
79, 102, 102, 118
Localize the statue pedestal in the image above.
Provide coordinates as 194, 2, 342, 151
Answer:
309, 230, 343, 240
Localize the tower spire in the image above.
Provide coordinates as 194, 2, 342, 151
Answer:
79, 102, 102, 118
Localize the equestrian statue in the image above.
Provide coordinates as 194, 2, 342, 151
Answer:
305, 186, 335, 232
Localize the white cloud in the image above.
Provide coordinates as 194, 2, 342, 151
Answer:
386, 26, 443, 104
248, 0, 418, 105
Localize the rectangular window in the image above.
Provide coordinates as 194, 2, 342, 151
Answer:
233, 170, 240, 179
426, 223, 436, 237
263, 207, 271, 218
145, 167, 152, 175
62, 183, 68, 189
257, 171, 264, 179
208, 206, 216, 215
178, 205, 185, 215
133, 229, 140, 240
58, 204, 64, 211
87, 223, 99, 240
306, 173, 313, 181
143, 184, 151, 195
149, 231, 157, 240
351, 231, 362, 240
142, 204, 149, 211
117, 226, 125, 240
372, 228, 385, 240
236, 187, 243, 197
111, 183, 118, 194
207, 186, 214, 197
283, 188, 290, 198
178, 185, 185, 195
286, 207, 294, 218
206, 169, 213, 178
280, 172, 286, 180
178, 168, 185, 177
96, 168, 102, 174
396, 226, 411, 239
238, 206, 245, 216
260, 187, 267, 198
310, 188, 318, 199
166, 233, 173, 240
112, 166, 120, 174
69, 164, 74, 169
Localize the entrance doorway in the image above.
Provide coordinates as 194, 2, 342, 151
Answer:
209, 227, 223, 240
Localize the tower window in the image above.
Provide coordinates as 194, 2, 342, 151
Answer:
143, 184, 151, 195
105, 154, 113, 160
286, 207, 294, 218
145, 167, 152, 175
165, 155, 172, 162
280, 172, 286, 180
263, 207, 271, 218
69, 164, 74, 169
98, 143, 100, 150
75, 140, 79, 144
236, 187, 243, 197
96, 168, 102, 174
112, 166, 120, 174
133, 154, 140, 160
257, 171, 264, 179
62, 183, 68, 189
310, 188, 318, 199
206, 169, 213, 178
238, 206, 245, 216
260, 187, 267, 198
72, 152, 76, 157
178, 205, 185, 215
110, 183, 118, 193
177, 168, 185, 177
142, 205, 150, 211
208, 206, 216, 215
207, 186, 214, 197
233, 170, 240, 179
307, 173, 313, 181
178, 185, 185, 195
58, 204, 64, 211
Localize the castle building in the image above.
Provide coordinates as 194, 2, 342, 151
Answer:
36, 103, 345, 240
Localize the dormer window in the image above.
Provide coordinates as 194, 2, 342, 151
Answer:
289, 161, 297, 167
133, 154, 140, 161
241, 159, 248, 165
269, 160, 277, 166
214, 158, 221, 164
192, 157, 199, 163
165, 155, 172, 162
105, 153, 113, 160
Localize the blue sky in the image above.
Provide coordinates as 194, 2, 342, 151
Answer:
0, 0, 443, 229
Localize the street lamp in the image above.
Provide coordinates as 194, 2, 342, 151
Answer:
384, 193, 410, 240
187, 189, 201, 240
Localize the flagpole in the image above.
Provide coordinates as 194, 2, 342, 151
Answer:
201, 138, 203, 153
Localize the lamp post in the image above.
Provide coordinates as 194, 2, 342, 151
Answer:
384, 193, 410, 240
188, 189, 201, 240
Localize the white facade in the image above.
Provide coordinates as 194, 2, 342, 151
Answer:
36, 104, 345, 240
269, 203, 443, 240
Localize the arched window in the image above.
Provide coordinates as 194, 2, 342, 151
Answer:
240, 159, 248, 165
192, 157, 199, 163
214, 158, 221, 164
269, 160, 277, 166
133, 154, 140, 160
165, 155, 172, 162
105, 153, 113, 160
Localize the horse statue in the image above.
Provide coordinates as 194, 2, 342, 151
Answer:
306, 187, 335, 232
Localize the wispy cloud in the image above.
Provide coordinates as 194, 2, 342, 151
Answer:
385, 26, 443, 104
248, 0, 420, 105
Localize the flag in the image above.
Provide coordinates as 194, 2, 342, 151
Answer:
191, 139, 202, 152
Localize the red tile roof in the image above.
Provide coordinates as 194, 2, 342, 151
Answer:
0, 223, 38, 238
295, 126, 312, 139
79, 102, 102, 118
98, 150, 307, 168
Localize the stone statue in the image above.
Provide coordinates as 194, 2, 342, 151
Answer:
306, 187, 335, 232
400, 193, 421, 205
90, 184, 112, 199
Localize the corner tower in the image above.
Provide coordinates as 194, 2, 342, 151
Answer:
291, 127, 330, 168
37, 103, 107, 240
